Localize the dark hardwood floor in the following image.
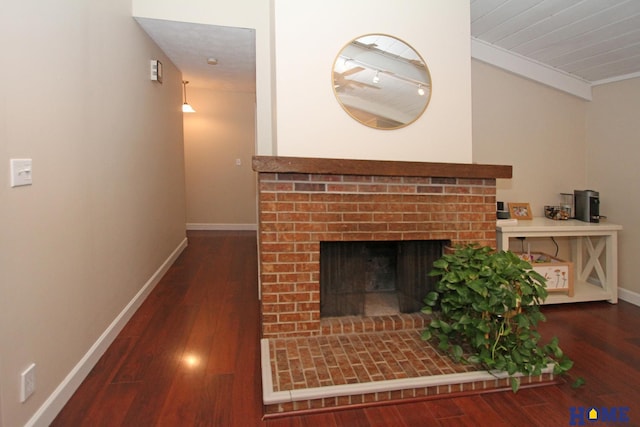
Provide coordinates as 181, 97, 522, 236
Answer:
52, 231, 640, 426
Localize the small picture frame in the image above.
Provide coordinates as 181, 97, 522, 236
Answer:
509, 202, 533, 220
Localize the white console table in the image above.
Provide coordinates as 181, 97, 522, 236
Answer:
497, 217, 622, 304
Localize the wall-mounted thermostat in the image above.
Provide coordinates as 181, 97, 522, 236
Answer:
150, 59, 163, 83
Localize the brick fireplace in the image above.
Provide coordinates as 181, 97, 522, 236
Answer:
253, 156, 512, 339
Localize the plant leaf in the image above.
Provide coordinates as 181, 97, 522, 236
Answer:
458, 314, 472, 325
451, 345, 463, 361
440, 321, 452, 334
467, 355, 481, 364
425, 291, 439, 302
432, 258, 449, 269
559, 358, 574, 372
516, 314, 530, 328
572, 376, 586, 389
510, 376, 520, 393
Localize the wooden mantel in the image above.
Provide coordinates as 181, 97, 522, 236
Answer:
252, 156, 512, 179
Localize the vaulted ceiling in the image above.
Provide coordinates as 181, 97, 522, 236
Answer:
471, 0, 640, 83
137, 1, 640, 101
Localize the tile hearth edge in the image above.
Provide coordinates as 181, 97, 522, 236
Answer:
260, 338, 555, 406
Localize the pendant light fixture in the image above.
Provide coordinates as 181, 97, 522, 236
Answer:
182, 80, 196, 113
417, 84, 425, 96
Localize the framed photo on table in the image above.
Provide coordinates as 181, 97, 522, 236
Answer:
509, 202, 533, 220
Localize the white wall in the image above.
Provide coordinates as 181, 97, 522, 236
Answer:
273, 0, 472, 163
472, 60, 588, 216
183, 88, 257, 228
471, 60, 588, 259
586, 78, 640, 297
0, 1, 186, 426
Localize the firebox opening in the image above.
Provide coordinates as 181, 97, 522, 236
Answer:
320, 240, 447, 318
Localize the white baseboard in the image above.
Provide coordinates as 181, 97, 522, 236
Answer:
26, 237, 188, 427
186, 222, 257, 231
619, 287, 640, 307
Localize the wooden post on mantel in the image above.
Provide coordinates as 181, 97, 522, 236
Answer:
252, 156, 512, 179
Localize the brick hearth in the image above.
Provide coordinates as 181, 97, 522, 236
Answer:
253, 156, 512, 339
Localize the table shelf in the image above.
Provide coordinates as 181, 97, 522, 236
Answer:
497, 217, 622, 304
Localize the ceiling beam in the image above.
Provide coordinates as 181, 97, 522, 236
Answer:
471, 37, 593, 101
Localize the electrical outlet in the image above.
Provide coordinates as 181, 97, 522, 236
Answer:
20, 363, 36, 403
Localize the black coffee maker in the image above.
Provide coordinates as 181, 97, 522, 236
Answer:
574, 190, 600, 223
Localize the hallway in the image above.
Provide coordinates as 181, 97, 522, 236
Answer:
52, 231, 263, 426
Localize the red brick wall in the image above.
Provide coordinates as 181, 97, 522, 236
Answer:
257, 172, 497, 338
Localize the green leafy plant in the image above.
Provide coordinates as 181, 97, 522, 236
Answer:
421, 244, 573, 392
572, 376, 586, 389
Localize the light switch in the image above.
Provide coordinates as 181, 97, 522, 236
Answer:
235, 158, 242, 166
10, 158, 32, 187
